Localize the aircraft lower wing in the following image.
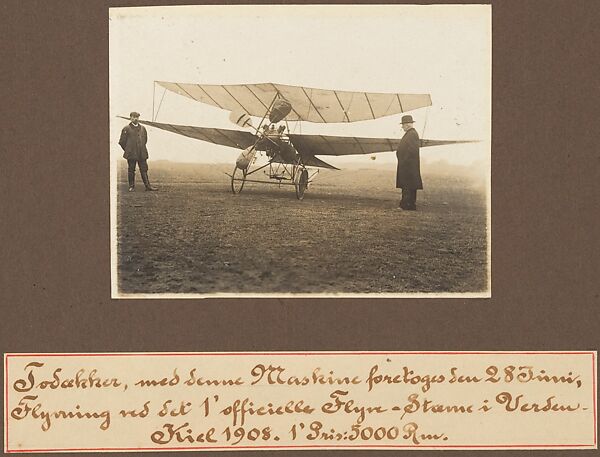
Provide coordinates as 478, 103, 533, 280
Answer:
122, 118, 476, 170
130, 118, 340, 169
420, 139, 480, 147
288, 133, 480, 156
131, 118, 257, 150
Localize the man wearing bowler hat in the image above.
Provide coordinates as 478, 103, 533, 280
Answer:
119, 111, 158, 192
395, 114, 422, 210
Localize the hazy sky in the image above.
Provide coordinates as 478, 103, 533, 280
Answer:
109, 5, 491, 167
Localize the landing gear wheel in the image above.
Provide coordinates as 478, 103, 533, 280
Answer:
231, 166, 247, 194
295, 168, 309, 200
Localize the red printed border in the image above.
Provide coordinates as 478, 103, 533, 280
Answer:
4, 351, 597, 453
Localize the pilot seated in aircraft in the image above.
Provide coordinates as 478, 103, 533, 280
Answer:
263, 125, 283, 156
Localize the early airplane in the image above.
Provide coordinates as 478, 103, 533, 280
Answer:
123, 81, 477, 199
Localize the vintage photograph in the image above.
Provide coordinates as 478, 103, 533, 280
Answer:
109, 5, 491, 298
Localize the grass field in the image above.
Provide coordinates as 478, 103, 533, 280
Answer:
116, 161, 488, 295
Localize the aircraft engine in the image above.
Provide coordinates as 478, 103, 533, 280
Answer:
235, 146, 256, 170
269, 99, 292, 123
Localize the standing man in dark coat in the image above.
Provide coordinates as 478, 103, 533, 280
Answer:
119, 112, 158, 192
395, 115, 422, 210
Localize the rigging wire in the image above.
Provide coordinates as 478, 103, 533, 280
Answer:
421, 105, 431, 138
154, 87, 167, 122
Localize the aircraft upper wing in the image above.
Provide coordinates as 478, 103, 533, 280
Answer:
132, 118, 257, 150
156, 81, 432, 123
289, 133, 480, 156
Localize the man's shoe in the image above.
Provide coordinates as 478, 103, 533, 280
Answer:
128, 186, 135, 192
141, 171, 158, 191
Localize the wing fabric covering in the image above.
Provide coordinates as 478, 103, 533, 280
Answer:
289, 133, 395, 156
156, 81, 432, 123
138, 119, 256, 150
124, 118, 476, 169
289, 133, 480, 156
133, 118, 339, 169
420, 139, 480, 148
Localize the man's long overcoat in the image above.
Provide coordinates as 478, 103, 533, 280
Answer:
395, 127, 423, 190
119, 123, 149, 160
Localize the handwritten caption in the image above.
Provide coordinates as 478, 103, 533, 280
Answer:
4, 352, 596, 452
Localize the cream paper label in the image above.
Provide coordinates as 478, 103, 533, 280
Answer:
4, 352, 597, 452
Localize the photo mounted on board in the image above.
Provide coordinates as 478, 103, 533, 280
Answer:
109, 5, 491, 298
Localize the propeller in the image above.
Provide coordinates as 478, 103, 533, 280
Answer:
229, 111, 253, 129
228, 109, 282, 152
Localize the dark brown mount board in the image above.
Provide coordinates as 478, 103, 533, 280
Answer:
0, 0, 598, 456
